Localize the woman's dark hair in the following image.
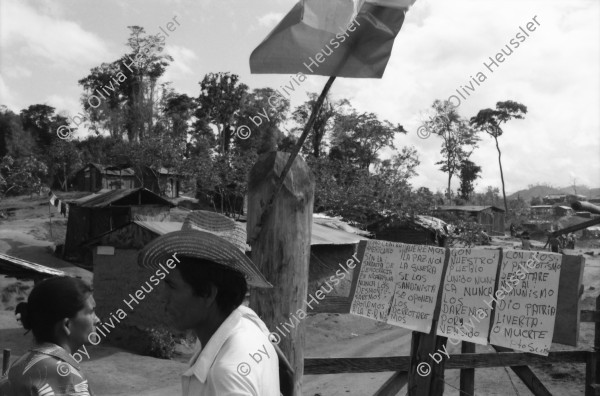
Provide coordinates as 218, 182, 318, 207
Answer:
177, 257, 247, 315
16, 276, 93, 343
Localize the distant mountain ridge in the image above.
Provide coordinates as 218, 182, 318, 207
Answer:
507, 184, 600, 201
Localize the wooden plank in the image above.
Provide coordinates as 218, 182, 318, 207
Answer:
2, 349, 10, 376
553, 254, 585, 346
493, 346, 552, 396
551, 217, 600, 237
460, 342, 475, 396
373, 371, 408, 396
588, 349, 598, 396
304, 350, 590, 374
582, 310, 600, 323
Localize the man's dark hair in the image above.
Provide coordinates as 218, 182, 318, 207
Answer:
177, 256, 247, 315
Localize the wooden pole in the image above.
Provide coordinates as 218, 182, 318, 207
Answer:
48, 201, 53, 239
247, 75, 335, 245
247, 151, 314, 396
460, 342, 475, 395
2, 349, 10, 375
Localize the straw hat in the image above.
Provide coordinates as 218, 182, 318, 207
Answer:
137, 211, 272, 288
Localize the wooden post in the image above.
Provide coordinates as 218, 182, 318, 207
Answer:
460, 341, 475, 395
247, 151, 314, 396
2, 349, 10, 375
408, 329, 447, 396
588, 294, 600, 396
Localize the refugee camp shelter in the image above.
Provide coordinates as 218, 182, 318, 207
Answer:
140, 167, 181, 198
529, 205, 554, 219
435, 205, 505, 235
85, 214, 369, 353
367, 214, 448, 246
63, 188, 174, 262
74, 163, 137, 191
73, 164, 181, 198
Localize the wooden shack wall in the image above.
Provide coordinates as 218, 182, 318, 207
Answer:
93, 248, 171, 351
97, 223, 158, 249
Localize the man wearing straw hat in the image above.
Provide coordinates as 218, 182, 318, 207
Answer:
138, 211, 280, 396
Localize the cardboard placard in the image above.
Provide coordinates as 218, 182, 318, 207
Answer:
349, 240, 446, 333
436, 248, 501, 344
489, 250, 562, 356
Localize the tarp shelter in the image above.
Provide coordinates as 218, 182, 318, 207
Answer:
83, 215, 369, 353
63, 188, 174, 263
435, 205, 505, 235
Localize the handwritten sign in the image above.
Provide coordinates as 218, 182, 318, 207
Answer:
386, 243, 446, 332
350, 240, 397, 322
489, 250, 562, 356
436, 248, 500, 344
350, 240, 446, 333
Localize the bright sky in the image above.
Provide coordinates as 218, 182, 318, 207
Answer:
1, 0, 598, 195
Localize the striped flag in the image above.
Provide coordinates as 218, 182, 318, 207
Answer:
250, 0, 417, 78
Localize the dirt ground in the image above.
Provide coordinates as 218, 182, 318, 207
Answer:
0, 194, 597, 395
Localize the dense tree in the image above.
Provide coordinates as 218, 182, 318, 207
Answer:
194, 72, 248, 153
470, 100, 527, 213
420, 99, 479, 202
291, 93, 349, 158
330, 109, 406, 170
0, 155, 48, 197
78, 26, 173, 141
458, 159, 482, 200
48, 140, 83, 191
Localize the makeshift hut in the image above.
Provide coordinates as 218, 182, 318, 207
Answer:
74, 163, 137, 192
140, 167, 181, 198
63, 188, 174, 263
84, 214, 368, 353
435, 205, 505, 235
367, 214, 448, 246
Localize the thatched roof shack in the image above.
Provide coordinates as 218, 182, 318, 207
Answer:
84, 215, 368, 353
435, 205, 505, 235
63, 188, 174, 262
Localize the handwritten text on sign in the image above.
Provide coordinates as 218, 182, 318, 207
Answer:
489, 250, 561, 356
349, 240, 446, 333
436, 248, 500, 344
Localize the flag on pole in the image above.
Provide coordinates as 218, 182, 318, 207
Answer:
250, 0, 417, 78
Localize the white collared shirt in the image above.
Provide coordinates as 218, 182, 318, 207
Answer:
182, 305, 280, 396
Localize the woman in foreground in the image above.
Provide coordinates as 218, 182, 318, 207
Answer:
0, 276, 99, 396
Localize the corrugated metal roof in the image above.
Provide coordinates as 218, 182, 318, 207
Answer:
134, 221, 183, 235
104, 168, 135, 177
71, 188, 174, 208
133, 219, 368, 245
312, 222, 369, 245
437, 205, 505, 213
0, 253, 66, 280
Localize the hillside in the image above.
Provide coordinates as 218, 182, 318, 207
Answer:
507, 184, 600, 201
